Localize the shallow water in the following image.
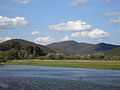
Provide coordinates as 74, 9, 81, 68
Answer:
0, 65, 120, 90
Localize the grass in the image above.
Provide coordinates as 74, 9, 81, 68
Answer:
4, 60, 120, 70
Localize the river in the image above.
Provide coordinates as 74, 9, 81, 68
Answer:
0, 65, 120, 90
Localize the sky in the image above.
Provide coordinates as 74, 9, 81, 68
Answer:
0, 0, 120, 45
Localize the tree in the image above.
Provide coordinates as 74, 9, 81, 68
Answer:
46, 53, 56, 60
55, 53, 66, 60
0, 51, 8, 62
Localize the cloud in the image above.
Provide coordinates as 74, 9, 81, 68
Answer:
34, 36, 54, 44
71, 28, 108, 39
0, 37, 13, 43
105, 12, 120, 16
71, 32, 81, 37
31, 31, 41, 35
48, 19, 109, 40
69, 0, 114, 6
14, 0, 32, 4
48, 20, 92, 31
70, 0, 88, 6
0, 16, 28, 30
61, 35, 71, 41
85, 29, 108, 38
110, 16, 120, 24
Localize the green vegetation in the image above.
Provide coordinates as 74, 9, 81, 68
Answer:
5, 60, 120, 70
0, 39, 54, 62
0, 39, 120, 63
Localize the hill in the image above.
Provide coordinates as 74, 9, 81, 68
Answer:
104, 47, 120, 56
47, 41, 120, 56
0, 39, 120, 61
0, 39, 54, 54
0, 39, 54, 60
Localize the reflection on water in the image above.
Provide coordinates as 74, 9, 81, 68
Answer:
0, 65, 120, 90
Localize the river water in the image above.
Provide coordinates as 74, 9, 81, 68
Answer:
0, 65, 120, 90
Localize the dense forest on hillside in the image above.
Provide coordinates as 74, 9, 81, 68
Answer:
0, 39, 120, 62
0, 39, 54, 61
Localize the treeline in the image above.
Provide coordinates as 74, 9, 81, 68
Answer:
1, 51, 120, 62
37, 53, 120, 60
0, 47, 45, 62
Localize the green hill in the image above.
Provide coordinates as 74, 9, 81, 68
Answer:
0, 39, 54, 61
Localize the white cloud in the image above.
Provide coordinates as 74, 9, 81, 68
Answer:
110, 16, 120, 23
105, 12, 120, 16
71, 32, 81, 37
34, 36, 54, 44
48, 20, 92, 31
0, 37, 13, 43
14, 0, 32, 4
70, 0, 88, 6
0, 16, 28, 29
31, 31, 41, 35
71, 29, 108, 39
86, 29, 108, 38
61, 35, 71, 41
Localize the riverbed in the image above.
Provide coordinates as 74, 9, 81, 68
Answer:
0, 65, 120, 90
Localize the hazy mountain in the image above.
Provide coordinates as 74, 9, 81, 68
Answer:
47, 40, 120, 56
104, 47, 120, 56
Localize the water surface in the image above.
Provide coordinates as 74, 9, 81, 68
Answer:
0, 65, 120, 90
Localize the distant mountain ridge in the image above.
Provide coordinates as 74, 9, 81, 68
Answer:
0, 39, 120, 57
95, 43, 120, 51
47, 40, 120, 56
104, 47, 120, 56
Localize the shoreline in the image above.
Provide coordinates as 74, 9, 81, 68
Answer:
3, 60, 120, 70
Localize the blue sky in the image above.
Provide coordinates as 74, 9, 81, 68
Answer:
0, 0, 120, 45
